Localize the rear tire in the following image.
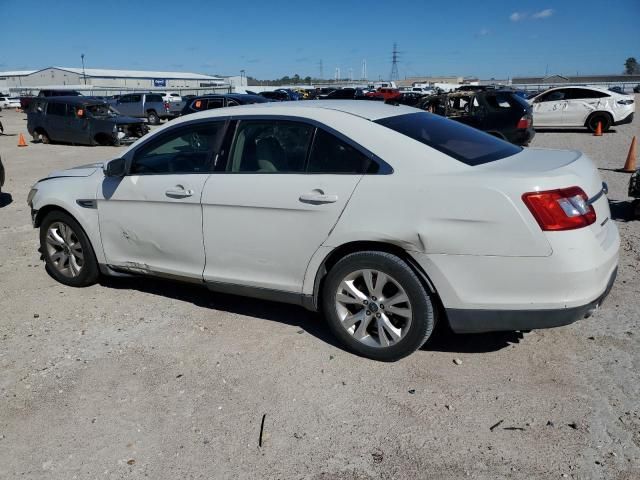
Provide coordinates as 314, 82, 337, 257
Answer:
322, 251, 435, 361
39, 130, 51, 144
587, 113, 612, 133
39, 211, 99, 287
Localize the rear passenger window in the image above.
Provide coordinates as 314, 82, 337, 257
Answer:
146, 94, 162, 102
48, 102, 66, 116
485, 93, 513, 109
207, 98, 224, 109
131, 123, 223, 174
307, 129, 376, 174
566, 89, 609, 99
228, 121, 313, 173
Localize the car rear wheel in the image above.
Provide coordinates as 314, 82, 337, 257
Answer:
39, 130, 51, 144
322, 251, 435, 361
147, 111, 160, 125
587, 113, 611, 133
40, 211, 99, 287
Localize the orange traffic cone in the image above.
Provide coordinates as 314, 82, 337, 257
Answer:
17, 133, 28, 147
594, 121, 603, 136
620, 136, 637, 173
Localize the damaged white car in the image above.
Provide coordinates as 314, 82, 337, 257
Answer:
530, 85, 635, 132
28, 101, 619, 361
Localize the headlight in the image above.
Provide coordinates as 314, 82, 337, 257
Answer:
27, 187, 38, 206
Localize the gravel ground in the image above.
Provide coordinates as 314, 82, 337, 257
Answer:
0, 103, 639, 480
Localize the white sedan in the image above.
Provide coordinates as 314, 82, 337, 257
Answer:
0, 96, 21, 109
530, 85, 635, 132
27, 101, 619, 360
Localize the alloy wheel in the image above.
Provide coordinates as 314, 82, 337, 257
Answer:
335, 269, 413, 348
45, 221, 84, 278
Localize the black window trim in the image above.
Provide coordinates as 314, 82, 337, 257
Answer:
214, 114, 393, 175
123, 118, 230, 176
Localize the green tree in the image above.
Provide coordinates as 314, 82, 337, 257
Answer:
624, 57, 639, 74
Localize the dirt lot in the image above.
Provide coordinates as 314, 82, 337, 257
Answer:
0, 103, 639, 480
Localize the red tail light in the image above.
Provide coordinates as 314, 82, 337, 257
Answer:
164, 101, 170, 110
517, 116, 531, 129
522, 187, 596, 231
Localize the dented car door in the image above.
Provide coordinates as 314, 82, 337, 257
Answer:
97, 121, 225, 279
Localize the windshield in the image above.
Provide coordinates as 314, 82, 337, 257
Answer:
376, 112, 521, 166
86, 104, 119, 117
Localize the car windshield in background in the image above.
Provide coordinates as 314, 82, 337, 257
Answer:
376, 112, 521, 166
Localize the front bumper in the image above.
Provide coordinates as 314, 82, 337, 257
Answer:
446, 267, 617, 333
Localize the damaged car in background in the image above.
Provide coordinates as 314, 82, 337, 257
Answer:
27, 97, 149, 146
419, 87, 535, 146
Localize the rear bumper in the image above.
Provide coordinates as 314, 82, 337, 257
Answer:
509, 127, 535, 146
446, 267, 617, 333
614, 112, 634, 126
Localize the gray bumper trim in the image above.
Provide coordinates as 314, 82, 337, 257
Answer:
446, 267, 617, 334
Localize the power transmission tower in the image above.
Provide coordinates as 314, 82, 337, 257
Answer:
390, 43, 400, 82
362, 59, 367, 80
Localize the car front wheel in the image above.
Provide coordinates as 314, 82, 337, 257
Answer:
40, 211, 99, 287
322, 251, 435, 361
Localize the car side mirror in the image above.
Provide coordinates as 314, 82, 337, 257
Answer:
104, 158, 127, 177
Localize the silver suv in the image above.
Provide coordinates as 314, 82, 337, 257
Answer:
110, 93, 172, 124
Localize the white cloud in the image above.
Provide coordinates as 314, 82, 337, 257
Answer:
510, 12, 526, 21
532, 8, 554, 19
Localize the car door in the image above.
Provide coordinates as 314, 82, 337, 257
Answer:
531, 89, 567, 126
62, 103, 91, 144
44, 101, 68, 141
201, 119, 367, 293
562, 88, 606, 126
98, 120, 226, 279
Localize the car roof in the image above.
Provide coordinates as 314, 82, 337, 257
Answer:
177, 100, 418, 122
38, 96, 106, 105
539, 85, 613, 94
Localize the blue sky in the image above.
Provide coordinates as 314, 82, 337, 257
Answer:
0, 0, 638, 80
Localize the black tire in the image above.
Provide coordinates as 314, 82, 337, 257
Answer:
147, 111, 160, 125
322, 251, 435, 361
587, 113, 612, 133
39, 210, 99, 287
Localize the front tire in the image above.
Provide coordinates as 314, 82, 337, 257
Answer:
39, 211, 99, 287
147, 111, 160, 125
322, 251, 435, 361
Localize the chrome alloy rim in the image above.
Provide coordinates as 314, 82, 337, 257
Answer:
335, 269, 412, 348
45, 222, 84, 278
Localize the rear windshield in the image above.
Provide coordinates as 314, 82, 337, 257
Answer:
375, 112, 521, 166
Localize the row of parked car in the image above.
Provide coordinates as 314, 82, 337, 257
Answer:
17, 82, 636, 148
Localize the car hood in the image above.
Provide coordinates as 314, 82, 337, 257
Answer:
44, 162, 103, 180
113, 115, 145, 125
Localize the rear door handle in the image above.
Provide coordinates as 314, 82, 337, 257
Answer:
299, 190, 338, 204
165, 186, 194, 198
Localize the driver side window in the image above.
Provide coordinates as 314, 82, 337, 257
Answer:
130, 123, 223, 175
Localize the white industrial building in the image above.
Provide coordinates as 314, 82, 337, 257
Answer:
0, 66, 226, 92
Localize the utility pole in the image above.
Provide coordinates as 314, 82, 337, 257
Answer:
390, 43, 399, 82
362, 59, 367, 80
80, 53, 87, 85
319, 59, 323, 80
349, 68, 353, 82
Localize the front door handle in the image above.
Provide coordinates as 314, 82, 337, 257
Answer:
299, 189, 338, 204
165, 186, 194, 198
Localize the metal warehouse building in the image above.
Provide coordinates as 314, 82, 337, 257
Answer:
0, 66, 225, 91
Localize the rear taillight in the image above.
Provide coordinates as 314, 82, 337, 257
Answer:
517, 115, 531, 129
522, 187, 596, 231
164, 101, 170, 110
617, 99, 634, 105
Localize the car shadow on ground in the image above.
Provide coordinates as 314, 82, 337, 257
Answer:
609, 199, 638, 222
535, 128, 617, 134
99, 276, 521, 355
0, 192, 13, 207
